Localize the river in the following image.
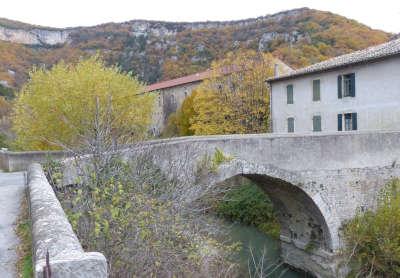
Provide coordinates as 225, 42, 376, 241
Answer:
226, 222, 313, 277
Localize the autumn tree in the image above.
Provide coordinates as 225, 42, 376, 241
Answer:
12, 57, 154, 150
186, 50, 280, 135
162, 90, 198, 137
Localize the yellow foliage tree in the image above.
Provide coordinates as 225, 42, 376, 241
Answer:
189, 50, 277, 135
12, 57, 154, 150
163, 90, 198, 137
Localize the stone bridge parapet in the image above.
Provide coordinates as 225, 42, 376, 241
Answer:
28, 163, 107, 278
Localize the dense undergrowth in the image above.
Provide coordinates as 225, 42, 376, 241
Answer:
343, 179, 400, 277
44, 157, 241, 277
215, 179, 280, 239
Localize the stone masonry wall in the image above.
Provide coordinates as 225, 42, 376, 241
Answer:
28, 163, 107, 278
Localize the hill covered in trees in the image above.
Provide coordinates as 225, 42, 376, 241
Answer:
0, 8, 392, 89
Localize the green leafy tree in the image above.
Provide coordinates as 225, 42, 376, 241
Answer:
12, 57, 154, 150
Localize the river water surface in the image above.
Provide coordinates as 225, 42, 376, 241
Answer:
226, 223, 313, 277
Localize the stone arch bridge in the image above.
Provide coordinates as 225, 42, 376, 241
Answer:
122, 131, 400, 277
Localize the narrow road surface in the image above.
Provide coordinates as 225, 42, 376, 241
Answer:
0, 172, 26, 278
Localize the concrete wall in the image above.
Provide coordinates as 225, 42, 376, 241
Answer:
150, 82, 200, 136
271, 56, 400, 133
0, 150, 67, 172
28, 163, 107, 278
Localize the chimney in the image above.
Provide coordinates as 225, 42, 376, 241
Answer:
274, 63, 279, 78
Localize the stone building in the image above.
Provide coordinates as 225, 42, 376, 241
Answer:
145, 70, 212, 136
146, 59, 292, 136
268, 38, 400, 133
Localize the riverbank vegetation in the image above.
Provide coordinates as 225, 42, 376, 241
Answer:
215, 180, 280, 239
343, 179, 400, 277
45, 152, 241, 277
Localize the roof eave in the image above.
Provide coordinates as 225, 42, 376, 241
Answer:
267, 53, 400, 84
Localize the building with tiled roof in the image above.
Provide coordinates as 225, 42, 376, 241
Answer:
268, 38, 400, 134
146, 71, 210, 136
147, 59, 292, 136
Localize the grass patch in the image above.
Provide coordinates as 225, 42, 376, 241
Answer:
15, 193, 33, 278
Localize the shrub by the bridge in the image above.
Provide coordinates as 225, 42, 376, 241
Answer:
343, 179, 400, 277
216, 180, 280, 239
46, 155, 241, 277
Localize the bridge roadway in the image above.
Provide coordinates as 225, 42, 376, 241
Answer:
0, 172, 26, 278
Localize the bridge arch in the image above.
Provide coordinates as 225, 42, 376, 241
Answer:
204, 160, 339, 277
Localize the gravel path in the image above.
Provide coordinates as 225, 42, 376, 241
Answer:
0, 172, 26, 278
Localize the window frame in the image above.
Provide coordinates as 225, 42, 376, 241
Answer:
312, 79, 321, 102
338, 112, 357, 131
339, 73, 356, 98
286, 84, 294, 104
343, 75, 352, 97
312, 115, 322, 132
287, 117, 295, 133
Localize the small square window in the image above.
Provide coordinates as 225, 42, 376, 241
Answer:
313, 80, 320, 101
287, 84, 293, 104
313, 115, 322, 132
287, 117, 295, 133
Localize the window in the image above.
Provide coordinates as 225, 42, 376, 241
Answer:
313, 79, 320, 101
287, 117, 295, 133
287, 84, 293, 104
338, 73, 355, 98
313, 115, 322, 132
338, 113, 357, 131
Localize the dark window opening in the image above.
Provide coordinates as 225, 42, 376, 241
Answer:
288, 117, 295, 133
287, 84, 294, 104
313, 79, 320, 101
338, 73, 355, 98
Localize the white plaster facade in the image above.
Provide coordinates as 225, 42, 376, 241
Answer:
270, 56, 400, 133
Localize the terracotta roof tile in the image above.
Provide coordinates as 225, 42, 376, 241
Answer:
144, 70, 212, 92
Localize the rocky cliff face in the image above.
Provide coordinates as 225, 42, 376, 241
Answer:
0, 26, 70, 45
0, 8, 391, 89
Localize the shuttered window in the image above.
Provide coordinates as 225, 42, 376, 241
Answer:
338, 73, 355, 98
313, 115, 322, 132
338, 114, 343, 131
287, 84, 294, 104
351, 113, 357, 130
338, 113, 357, 131
338, 75, 342, 99
313, 80, 320, 101
287, 117, 295, 133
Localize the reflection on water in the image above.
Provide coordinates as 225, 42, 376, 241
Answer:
227, 222, 313, 278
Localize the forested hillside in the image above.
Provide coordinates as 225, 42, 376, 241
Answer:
0, 8, 392, 90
